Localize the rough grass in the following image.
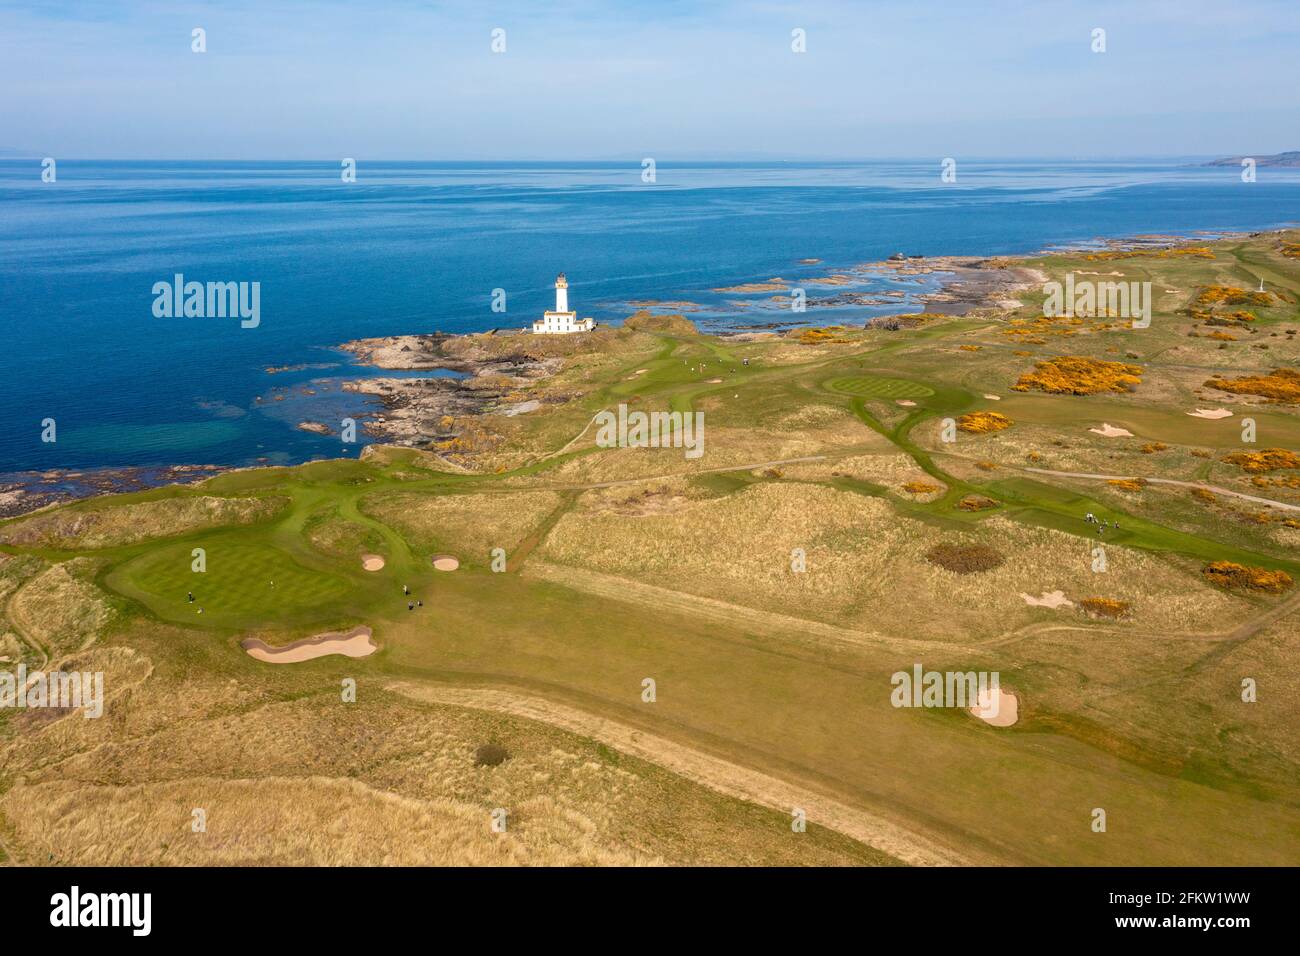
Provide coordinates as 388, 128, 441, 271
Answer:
539, 482, 1243, 640
360, 490, 563, 561
302, 508, 388, 559
0, 495, 286, 549
7, 561, 115, 657
0, 682, 892, 867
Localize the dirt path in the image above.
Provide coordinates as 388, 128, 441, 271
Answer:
506, 492, 578, 572
528, 455, 829, 493
1222, 586, 1300, 641
1024, 467, 1300, 513
4, 581, 51, 672
542, 412, 602, 461
387, 681, 973, 867
1184, 587, 1300, 675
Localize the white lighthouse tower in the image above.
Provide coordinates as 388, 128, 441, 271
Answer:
532, 272, 594, 334
555, 273, 569, 313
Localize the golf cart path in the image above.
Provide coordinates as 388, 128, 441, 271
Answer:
1024, 468, 1300, 513
387, 681, 974, 868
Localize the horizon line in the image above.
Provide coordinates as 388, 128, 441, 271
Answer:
0, 153, 1279, 163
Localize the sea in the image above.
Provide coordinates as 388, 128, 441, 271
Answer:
2, 158, 1298, 478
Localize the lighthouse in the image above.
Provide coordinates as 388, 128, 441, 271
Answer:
555, 272, 569, 313
532, 272, 595, 334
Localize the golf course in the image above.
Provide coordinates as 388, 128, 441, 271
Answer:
1, 230, 1298, 866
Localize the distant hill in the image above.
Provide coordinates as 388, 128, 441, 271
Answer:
1204, 151, 1300, 167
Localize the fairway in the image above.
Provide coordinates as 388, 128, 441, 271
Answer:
826, 375, 935, 399
114, 538, 353, 625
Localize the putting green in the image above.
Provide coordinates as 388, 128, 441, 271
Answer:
115, 539, 351, 624
825, 375, 935, 399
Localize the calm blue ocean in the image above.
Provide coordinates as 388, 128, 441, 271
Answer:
2, 159, 1298, 474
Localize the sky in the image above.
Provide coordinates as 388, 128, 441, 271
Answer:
1, 0, 1298, 160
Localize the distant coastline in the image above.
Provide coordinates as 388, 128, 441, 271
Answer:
1203, 150, 1300, 168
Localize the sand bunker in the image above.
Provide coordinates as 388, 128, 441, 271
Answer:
361, 554, 385, 571
635, 369, 649, 375
896, 399, 917, 407
1020, 589, 1073, 609
970, 686, 1019, 727
1187, 407, 1233, 420
982, 394, 1001, 401
705, 378, 723, 384
431, 554, 460, 571
242, 625, 376, 664
1089, 423, 1133, 438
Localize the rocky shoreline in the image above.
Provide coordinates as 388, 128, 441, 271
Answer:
876, 255, 1046, 314
0, 463, 227, 519
334, 332, 569, 448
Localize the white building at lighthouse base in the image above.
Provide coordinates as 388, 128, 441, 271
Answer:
532, 272, 594, 334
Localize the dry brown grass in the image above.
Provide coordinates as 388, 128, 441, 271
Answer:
7, 561, 115, 657
303, 510, 386, 559
360, 490, 563, 558
777, 453, 941, 490
622, 311, 697, 336
538, 483, 1241, 640
0, 495, 285, 549
1, 667, 889, 867
1, 776, 639, 866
